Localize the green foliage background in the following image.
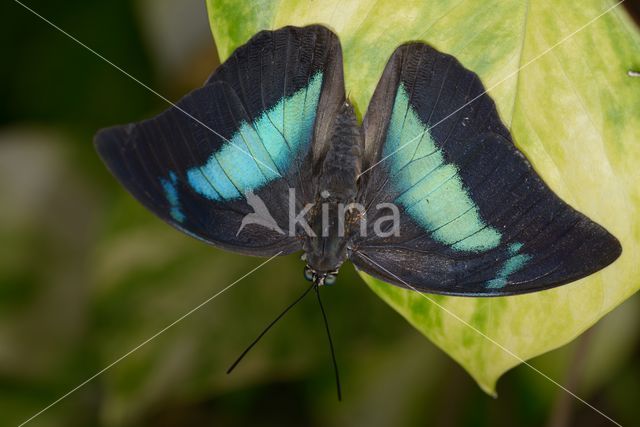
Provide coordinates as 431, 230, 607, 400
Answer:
0, 0, 638, 426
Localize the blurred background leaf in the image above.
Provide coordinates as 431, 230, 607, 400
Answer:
0, 0, 638, 426
207, 0, 640, 396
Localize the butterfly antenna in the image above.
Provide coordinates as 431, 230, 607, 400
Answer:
315, 285, 342, 401
227, 283, 314, 374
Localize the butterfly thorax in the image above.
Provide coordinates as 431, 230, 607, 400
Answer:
302, 101, 363, 283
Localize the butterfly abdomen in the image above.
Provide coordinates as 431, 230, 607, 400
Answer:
318, 101, 363, 203
300, 102, 363, 274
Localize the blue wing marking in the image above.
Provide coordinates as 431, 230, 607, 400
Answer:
486, 243, 533, 289
159, 171, 185, 223
186, 72, 323, 201
385, 84, 501, 252
384, 84, 532, 288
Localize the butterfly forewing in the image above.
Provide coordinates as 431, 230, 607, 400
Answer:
95, 25, 345, 256
352, 43, 621, 296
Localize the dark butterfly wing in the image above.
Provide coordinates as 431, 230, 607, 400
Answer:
351, 43, 621, 296
95, 25, 345, 256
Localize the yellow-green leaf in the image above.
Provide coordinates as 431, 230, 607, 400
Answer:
206, 0, 640, 394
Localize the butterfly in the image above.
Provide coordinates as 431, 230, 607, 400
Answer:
95, 24, 621, 297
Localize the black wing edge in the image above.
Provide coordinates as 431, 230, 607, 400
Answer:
351, 219, 622, 297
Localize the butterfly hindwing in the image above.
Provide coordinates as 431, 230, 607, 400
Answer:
95, 25, 345, 256
352, 43, 621, 296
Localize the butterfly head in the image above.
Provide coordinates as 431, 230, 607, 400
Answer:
303, 264, 338, 287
